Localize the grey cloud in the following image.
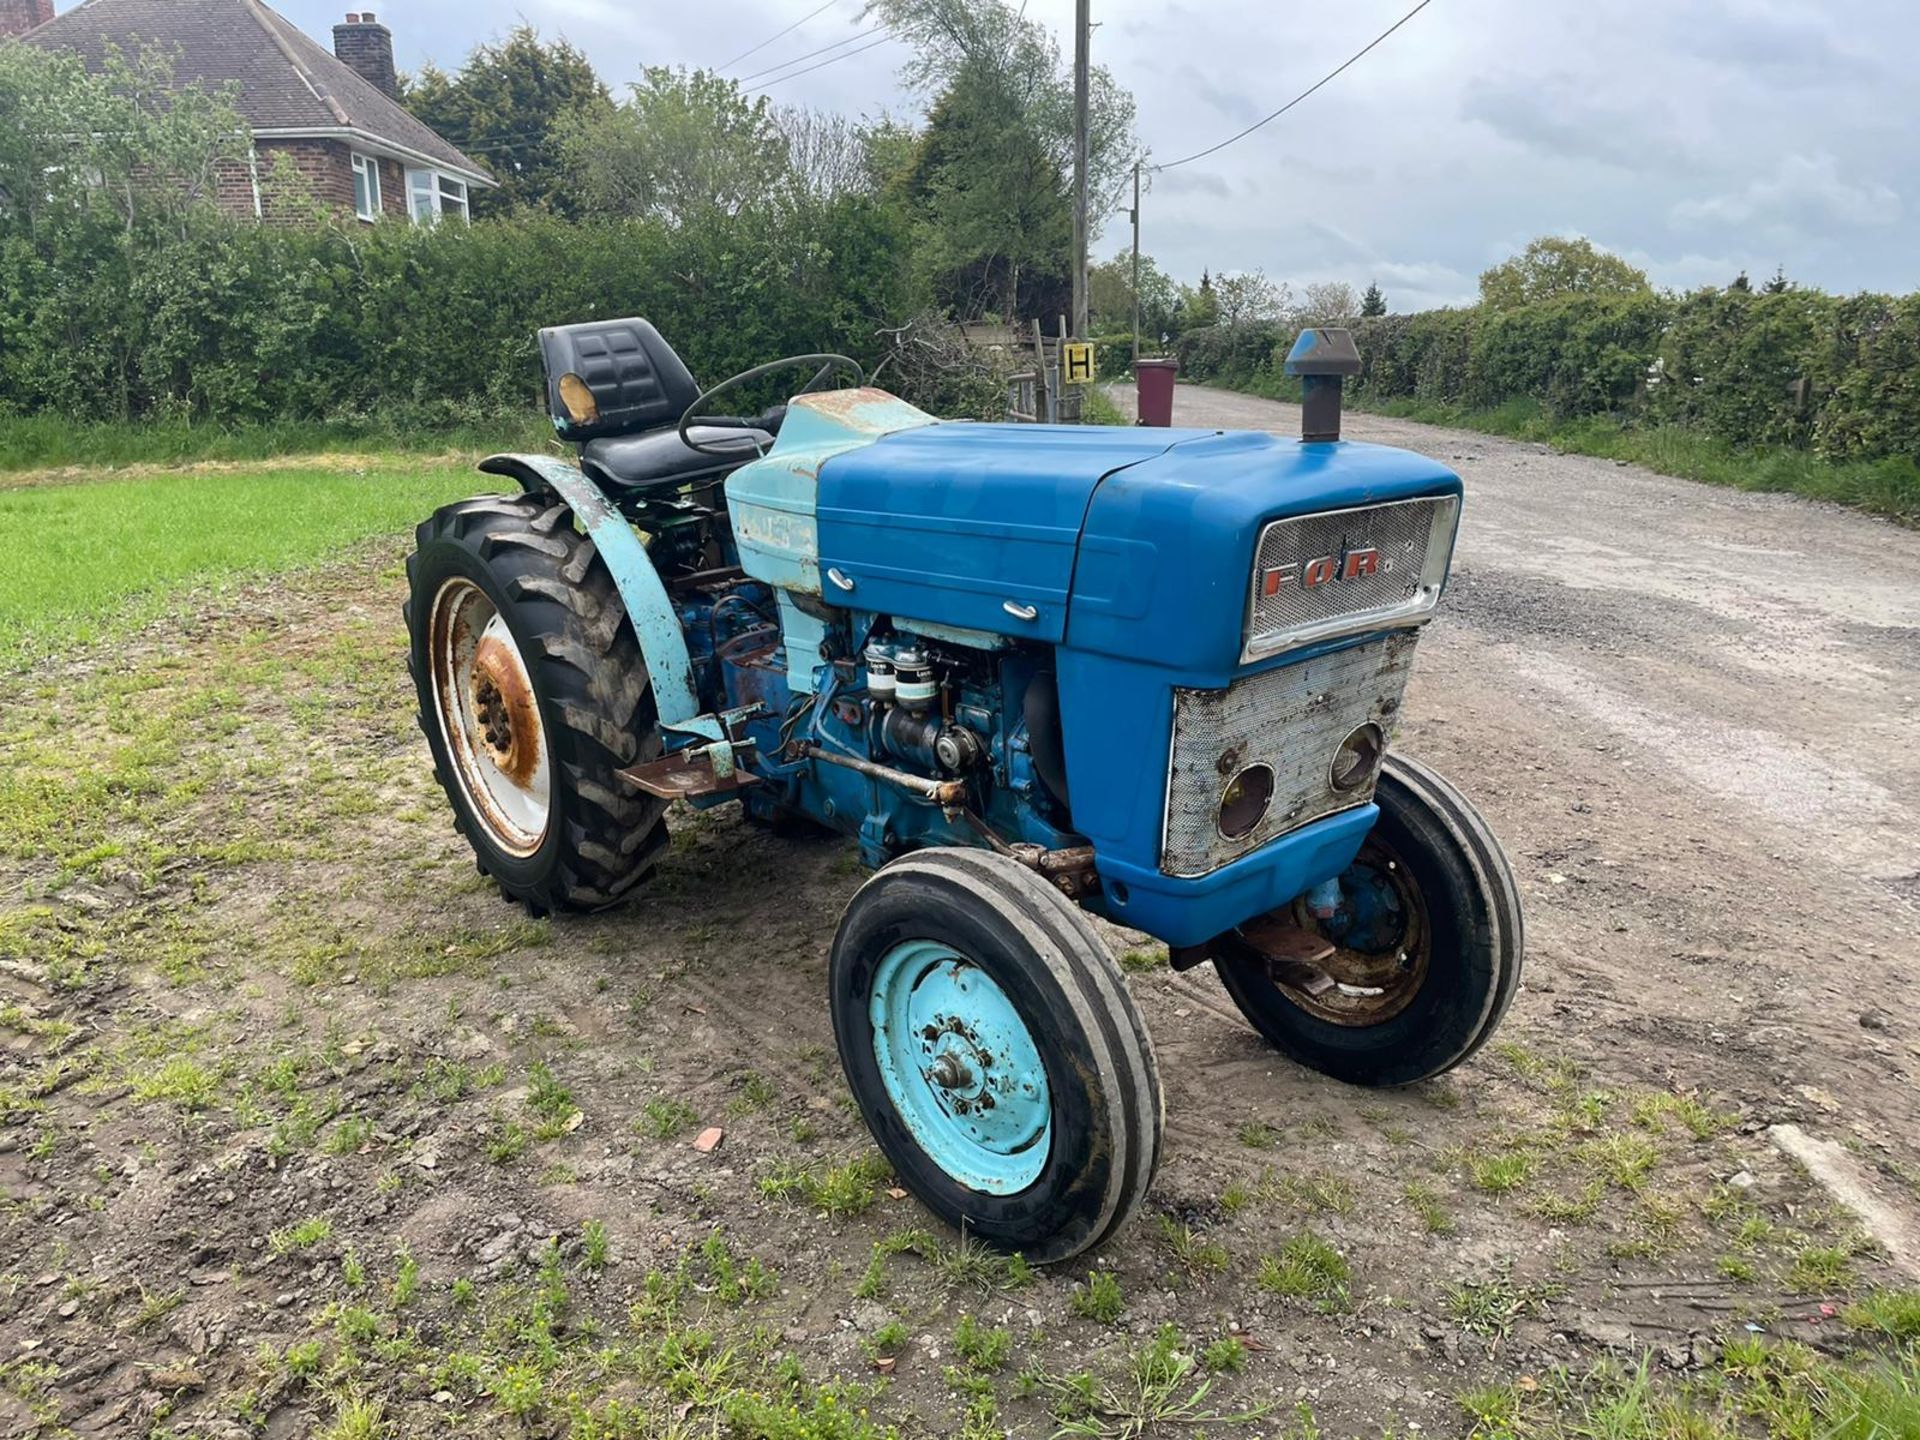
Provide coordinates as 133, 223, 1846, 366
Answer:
1674, 153, 1902, 231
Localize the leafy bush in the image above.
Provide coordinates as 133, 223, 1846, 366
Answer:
1176, 288, 1920, 475
0, 203, 919, 427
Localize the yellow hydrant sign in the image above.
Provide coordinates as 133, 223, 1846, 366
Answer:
1062, 342, 1094, 385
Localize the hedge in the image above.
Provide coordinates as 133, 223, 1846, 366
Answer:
0, 201, 917, 427
1173, 291, 1920, 467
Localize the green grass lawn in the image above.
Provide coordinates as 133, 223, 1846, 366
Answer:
0, 460, 500, 668
0, 411, 554, 472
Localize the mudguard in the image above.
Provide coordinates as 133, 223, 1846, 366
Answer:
477, 453, 701, 726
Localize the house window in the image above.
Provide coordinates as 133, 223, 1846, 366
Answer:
350, 152, 381, 221
405, 168, 470, 224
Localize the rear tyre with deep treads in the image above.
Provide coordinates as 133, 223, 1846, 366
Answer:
404, 491, 669, 913
1216, 754, 1523, 1087
829, 849, 1164, 1263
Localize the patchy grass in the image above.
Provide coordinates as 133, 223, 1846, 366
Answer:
0, 458, 501, 667
1071, 1270, 1125, 1324
1257, 1233, 1351, 1312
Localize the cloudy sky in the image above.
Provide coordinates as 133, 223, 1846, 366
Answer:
268, 0, 1912, 309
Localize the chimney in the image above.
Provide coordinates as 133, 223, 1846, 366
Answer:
0, 0, 54, 39
332, 11, 396, 98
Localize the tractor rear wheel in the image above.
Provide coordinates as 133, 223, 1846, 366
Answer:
1215, 754, 1523, 1087
404, 492, 669, 912
829, 849, 1163, 1263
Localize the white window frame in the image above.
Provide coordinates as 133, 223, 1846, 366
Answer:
350, 151, 381, 222
405, 167, 470, 225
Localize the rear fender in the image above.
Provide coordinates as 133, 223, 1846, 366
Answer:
478, 453, 700, 726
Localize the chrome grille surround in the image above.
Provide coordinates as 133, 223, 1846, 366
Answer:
1242, 496, 1458, 663
1161, 631, 1419, 877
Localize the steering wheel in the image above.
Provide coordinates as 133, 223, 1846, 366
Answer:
678, 353, 866, 457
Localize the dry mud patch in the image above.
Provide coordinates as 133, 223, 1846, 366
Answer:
0, 539, 1915, 1438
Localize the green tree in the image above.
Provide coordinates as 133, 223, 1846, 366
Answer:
555, 67, 790, 225
402, 26, 606, 216
1182, 270, 1220, 329
1360, 282, 1387, 317
1214, 268, 1288, 328
1298, 281, 1358, 327
1478, 235, 1650, 311
866, 0, 1140, 319
1088, 246, 1177, 336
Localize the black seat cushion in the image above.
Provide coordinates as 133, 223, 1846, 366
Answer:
580, 425, 773, 490
538, 318, 700, 442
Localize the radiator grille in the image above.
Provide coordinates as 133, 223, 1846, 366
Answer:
1243, 496, 1456, 661
1161, 632, 1419, 877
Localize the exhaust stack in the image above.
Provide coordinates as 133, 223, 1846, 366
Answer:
1284, 328, 1362, 443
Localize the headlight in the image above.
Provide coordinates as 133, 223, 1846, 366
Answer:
1329, 722, 1384, 793
1217, 763, 1275, 838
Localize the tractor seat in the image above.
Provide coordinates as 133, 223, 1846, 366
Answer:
580, 424, 773, 491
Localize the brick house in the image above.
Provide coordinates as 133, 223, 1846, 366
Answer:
5, 0, 493, 222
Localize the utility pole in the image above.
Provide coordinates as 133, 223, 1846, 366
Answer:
1130, 160, 1141, 363
1071, 0, 1090, 342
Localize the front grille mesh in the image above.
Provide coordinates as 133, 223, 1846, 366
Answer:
1161, 632, 1419, 877
1245, 497, 1451, 659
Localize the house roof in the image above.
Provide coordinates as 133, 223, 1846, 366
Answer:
22, 0, 492, 184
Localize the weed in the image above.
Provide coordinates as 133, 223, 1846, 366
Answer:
1120, 947, 1167, 972
1202, 1336, 1248, 1373
638, 1097, 698, 1140
131, 1057, 223, 1111
1258, 1233, 1351, 1312
1845, 1289, 1920, 1341
1523, 1180, 1604, 1224
269, 1216, 333, 1255
1072, 1270, 1125, 1324
865, 1320, 909, 1358
1276, 1171, 1358, 1216
322, 1114, 373, 1156
390, 1246, 419, 1308
581, 1219, 610, 1272
729, 1070, 778, 1116
1790, 1242, 1856, 1294
1445, 1272, 1550, 1338
1157, 1216, 1229, 1276
1578, 1132, 1660, 1191
526, 1060, 578, 1135
1403, 1180, 1456, 1236
341, 1251, 366, 1290
486, 1120, 529, 1164
1469, 1151, 1535, 1194
758, 1153, 891, 1217
1236, 1120, 1277, 1149
953, 1314, 1013, 1373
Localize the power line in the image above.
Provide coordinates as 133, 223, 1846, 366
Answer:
736, 24, 884, 84
745, 32, 897, 91
716, 0, 843, 73
1153, 0, 1437, 171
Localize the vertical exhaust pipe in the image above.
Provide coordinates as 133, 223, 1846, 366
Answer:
1283, 328, 1362, 443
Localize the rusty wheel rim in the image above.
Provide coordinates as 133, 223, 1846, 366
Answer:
1279, 838, 1430, 1027
428, 578, 552, 857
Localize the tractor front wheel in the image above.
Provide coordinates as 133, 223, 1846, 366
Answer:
829, 850, 1163, 1263
1215, 754, 1523, 1087
404, 492, 669, 913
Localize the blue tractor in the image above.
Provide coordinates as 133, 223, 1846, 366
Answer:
405, 320, 1523, 1261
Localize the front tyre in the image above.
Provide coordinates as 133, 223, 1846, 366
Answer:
830, 850, 1163, 1263
404, 492, 669, 913
1216, 754, 1523, 1086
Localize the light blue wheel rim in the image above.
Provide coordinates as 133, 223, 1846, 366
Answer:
868, 940, 1052, 1195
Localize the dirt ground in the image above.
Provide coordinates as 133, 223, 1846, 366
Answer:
2, 394, 1918, 1439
